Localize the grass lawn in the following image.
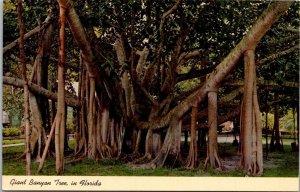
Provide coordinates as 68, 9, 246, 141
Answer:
2, 142, 298, 176
2, 139, 24, 145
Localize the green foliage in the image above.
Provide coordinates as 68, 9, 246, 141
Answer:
262, 112, 274, 129
280, 109, 297, 132
3, 127, 21, 137
3, 0, 18, 44
2, 145, 25, 160
3, 86, 23, 126
176, 78, 200, 93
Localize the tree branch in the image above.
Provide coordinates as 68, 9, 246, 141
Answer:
3, 12, 53, 55
3, 76, 80, 108
157, 0, 182, 58
177, 50, 203, 66
257, 44, 299, 66
137, 1, 292, 130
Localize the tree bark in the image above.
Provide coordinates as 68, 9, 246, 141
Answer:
205, 90, 222, 169
253, 75, 263, 175
239, 49, 263, 176
28, 92, 46, 161
27, 20, 54, 162
184, 106, 198, 168
142, 118, 182, 169
87, 77, 96, 159
17, 0, 31, 175
55, 0, 67, 174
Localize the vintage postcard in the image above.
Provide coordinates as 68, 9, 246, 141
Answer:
1, 0, 299, 191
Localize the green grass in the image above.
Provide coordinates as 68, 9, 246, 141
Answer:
2, 143, 298, 177
2, 145, 25, 160
3, 139, 24, 145
263, 145, 299, 177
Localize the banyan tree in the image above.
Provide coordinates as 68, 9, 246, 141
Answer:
3, 0, 299, 176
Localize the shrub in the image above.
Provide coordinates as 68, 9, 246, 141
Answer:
3, 128, 21, 137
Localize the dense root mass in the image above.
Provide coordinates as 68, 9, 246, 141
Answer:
138, 119, 182, 169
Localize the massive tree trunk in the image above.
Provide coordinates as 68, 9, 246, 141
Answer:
17, 0, 31, 175
75, 59, 88, 156
55, 0, 67, 174
141, 118, 182, 169
28, 93, 46, 161
87, 76, 96, 159
59, 0, 125, 161
28, 20, 54, 162
205, 90, 222, 169
239, 49, 263, 176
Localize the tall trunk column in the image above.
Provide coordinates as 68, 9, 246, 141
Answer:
205, 89, 222, 169
87, 76, 96, 159
17, 0, 31, 175
184, 106, 198, 168
55, 0, 67, 174
240, 49, 263, 175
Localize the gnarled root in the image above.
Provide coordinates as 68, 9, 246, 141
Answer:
138, 118, 182, 169
204, 147, 223, 170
